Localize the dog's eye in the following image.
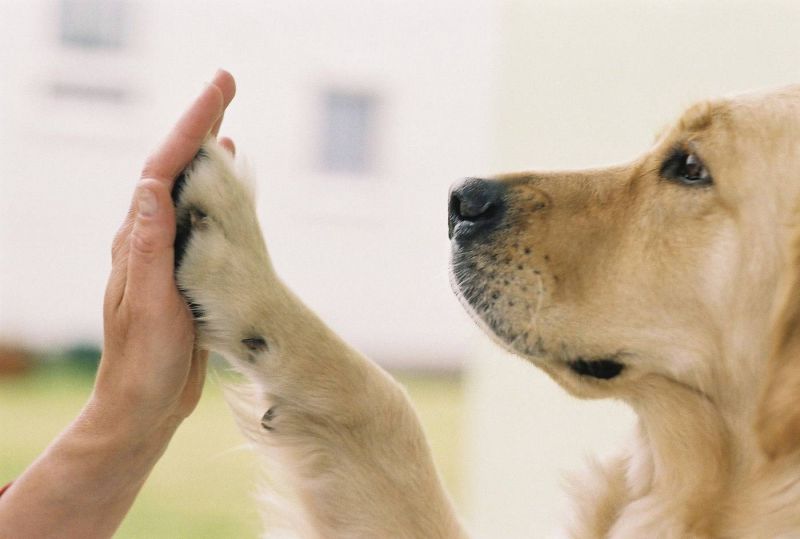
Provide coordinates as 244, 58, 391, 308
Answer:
661, 150, 713, 187
681, 154, 711, 184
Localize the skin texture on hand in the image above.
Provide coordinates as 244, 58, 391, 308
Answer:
96, 70, 235, 434
0, 69, 236, 539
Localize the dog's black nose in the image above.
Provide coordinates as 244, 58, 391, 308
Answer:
448, 177, 506, 245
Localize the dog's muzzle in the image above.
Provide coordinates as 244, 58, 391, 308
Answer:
448, 177, 507, 247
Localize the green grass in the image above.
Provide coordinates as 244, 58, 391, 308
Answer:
0, 365, 464, 537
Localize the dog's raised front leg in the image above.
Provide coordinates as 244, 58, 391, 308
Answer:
172, 139, 467, 539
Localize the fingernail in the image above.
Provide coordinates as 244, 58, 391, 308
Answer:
137, 187, 158, 217
205, 69, 227, 90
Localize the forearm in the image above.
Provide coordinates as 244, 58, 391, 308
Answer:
0, 398, 177, 539
242, 286, 467, 537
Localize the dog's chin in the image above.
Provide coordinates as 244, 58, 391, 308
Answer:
450, 270, 626, 382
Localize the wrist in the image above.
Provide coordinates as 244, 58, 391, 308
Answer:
77, 393, 181, 462
0, 395, 178, 539
48, 397, 180, 508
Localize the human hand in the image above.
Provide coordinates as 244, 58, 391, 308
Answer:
0, 70, 237, 539
89, 69, 236, 441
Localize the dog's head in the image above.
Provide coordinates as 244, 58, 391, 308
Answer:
449, 86, 800, 456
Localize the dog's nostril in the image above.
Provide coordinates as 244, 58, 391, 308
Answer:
455, 196, 497, 221
448, 177, 507, 243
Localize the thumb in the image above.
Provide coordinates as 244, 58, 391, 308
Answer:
125, 179, 177, 306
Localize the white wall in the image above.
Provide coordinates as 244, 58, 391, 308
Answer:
0, 0, 155, 345
465, 1, 800, 537
0, 0, 496, 368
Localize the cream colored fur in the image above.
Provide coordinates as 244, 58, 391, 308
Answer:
174, 86, 800, 538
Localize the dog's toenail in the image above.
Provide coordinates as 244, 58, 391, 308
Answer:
189, 208, 209, 229
242, 336, 268, 352
187, 300, 206, 321
261, 407, 276, 430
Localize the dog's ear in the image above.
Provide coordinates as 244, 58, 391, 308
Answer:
757, 226, 800, 459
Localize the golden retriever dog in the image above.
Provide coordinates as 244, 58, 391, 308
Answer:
172, 85, 800, 538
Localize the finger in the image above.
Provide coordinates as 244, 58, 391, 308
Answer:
210, 71, 237, 137
124, 179, 178, 307
111, 207, 136, 262
218, 137, 236, 155
104, 205, 138, 312
141, 73, 230, 184
210, 112, 226, 138
141, 82, 223, 183
103, 260, 128, 317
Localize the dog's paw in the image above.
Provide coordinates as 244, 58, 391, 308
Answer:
172, 139, 278, 362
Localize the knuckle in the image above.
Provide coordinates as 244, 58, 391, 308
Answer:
140, 156, 159, 180
131, 228, 159, 260
137, 177, 163, 195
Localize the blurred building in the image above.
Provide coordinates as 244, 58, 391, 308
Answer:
0, 0, 495, 368
3, 1, 800, 538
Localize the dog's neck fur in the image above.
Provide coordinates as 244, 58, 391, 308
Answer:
569, 369, 800, 538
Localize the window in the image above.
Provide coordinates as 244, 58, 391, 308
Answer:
321, 90, 377, 174
49, 0, 132, 104
59, 0, 128, 50
48, 81, 128, 103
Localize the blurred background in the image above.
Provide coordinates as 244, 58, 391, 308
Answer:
1, 0, 800, 537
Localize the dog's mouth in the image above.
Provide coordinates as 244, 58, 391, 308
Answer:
565, 358, 626, 380
450, 240, 627, 382
450, 252, 628, 382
